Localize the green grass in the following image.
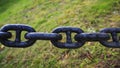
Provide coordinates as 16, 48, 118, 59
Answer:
0, 0, 120, 68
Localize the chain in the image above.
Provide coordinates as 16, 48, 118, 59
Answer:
0, 24, 120, 48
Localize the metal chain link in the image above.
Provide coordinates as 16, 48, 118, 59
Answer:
0, 24, 120, 48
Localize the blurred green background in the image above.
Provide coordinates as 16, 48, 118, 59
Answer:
0, 0, 120, 68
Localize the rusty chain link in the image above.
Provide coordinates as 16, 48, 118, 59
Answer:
0, 24, 120, 48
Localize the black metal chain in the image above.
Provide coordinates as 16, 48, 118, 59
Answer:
0, 24, 120, 48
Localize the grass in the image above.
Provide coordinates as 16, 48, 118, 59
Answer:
0, 0, 120, 68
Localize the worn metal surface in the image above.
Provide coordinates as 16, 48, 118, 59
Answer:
0, 24, 120, 48
99, 28, 120, 48
75, 33, 110, 41
25, 32, 62, 40
50, 27, 85, 49
0, 24, 36, 48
